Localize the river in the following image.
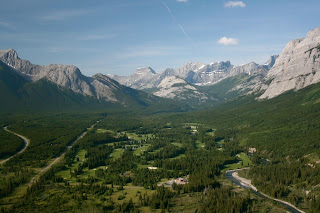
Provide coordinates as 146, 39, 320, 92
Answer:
225, 170, 305, 213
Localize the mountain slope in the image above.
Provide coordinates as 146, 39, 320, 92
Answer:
195, 80, 320, 158
198, 73, 251, 102
0, 61, 102, 112
0, 60, 27, 108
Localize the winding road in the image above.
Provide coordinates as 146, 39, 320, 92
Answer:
226, 168, 305, 213
28, 120, 99, 185
0, 126, 30, 165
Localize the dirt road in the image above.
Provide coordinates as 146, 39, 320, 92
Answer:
0, 126, 30, 165
29, 121, 99, 185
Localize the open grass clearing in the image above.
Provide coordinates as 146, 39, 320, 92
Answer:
57, 167, 97, 183
238, 152, 252, 166
56, 148, 96, 181
222, 153, 252, 172
171, 193, 200, 213
139, 207, 162, 213
172, 142, 183, 147
170, 153, 186, 160
137, 164, 153, 169
216, 139, 225, 145
95, 128, 115, 134
206, 131, 215, 137
0, 182, 29, 208
111, 148, 123, 159
70, 149, 87, 170
123, 132, 154, 141
182, 123, 203, 126
111, 183, 154, 205
222, 162, 243, 171
195, 140, 205, 149
133, 144, 150, 155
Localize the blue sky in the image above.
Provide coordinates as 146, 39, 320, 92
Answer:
0, 0, 319, 76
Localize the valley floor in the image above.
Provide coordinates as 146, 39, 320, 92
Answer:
1, 95, 320, 213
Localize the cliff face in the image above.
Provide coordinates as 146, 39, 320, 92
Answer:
259, 27, 320, 99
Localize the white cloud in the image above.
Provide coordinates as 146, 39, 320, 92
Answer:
177, 0, 188, 2
218, 37, 239, 45
224, 1, 246, 8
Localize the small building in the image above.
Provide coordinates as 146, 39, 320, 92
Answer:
175, 178, 188, 185
147, 167, 158, 170
248, 147, 257, 154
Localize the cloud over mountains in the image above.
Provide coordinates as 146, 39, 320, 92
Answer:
218, 37, 239, 45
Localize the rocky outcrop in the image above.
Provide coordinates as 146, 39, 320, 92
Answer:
263, 55, 279, 70
153, 76, 209, 102
39, 65, 96, 97
259, 27, 320, 99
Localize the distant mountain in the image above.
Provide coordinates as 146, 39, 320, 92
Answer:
0, 50, 184, 113
262, 55, 279, 70
108, 58, 276, 102
152, 76, 212, 105
108, 67, 162, 90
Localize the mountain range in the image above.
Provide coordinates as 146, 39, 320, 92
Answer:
107, 56, 277, 103
0, 26, 319, 112
0, 51, 182, 112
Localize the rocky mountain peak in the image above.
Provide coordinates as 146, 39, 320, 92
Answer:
229, 62, 259, 76
181, 61, 204, 70
306, 26, 320, 39
0, 49, 19, 59
0, 49, 41, 76
206, 61, 232, 71
133, 67, 156, 75
263, 55, 279, 70
92, 73, 107, 79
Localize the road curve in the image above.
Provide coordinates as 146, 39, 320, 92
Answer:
0, 126, 30, 165
29, 120, 99, 186
226, 168, 305, 213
